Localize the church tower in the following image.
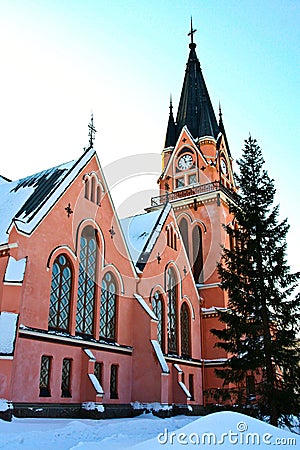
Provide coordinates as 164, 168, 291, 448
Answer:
151, 20, 237, 397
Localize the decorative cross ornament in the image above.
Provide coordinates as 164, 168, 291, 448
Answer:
188, 17, 197, 44
65, 203, 73, 218
109, 226, 116, 239
88, 113, 97, 148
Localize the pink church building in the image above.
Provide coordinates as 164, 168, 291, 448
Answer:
0, 27, 239, 419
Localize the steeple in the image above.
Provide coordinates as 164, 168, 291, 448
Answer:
218, 103, 231, 157
174, 19, 219, 141
164, 95, 176, 148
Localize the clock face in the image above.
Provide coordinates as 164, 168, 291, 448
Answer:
178, 154, 193, 170
220, 159, 228, 175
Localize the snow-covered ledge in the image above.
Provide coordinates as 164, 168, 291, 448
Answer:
150, 340, 169, 374
4, 256, 27, 284
0, 312, 18, 356
134, 294, 158, 321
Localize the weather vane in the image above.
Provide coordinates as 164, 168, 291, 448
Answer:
88, 113, 97, 148
188, 17, 197, 44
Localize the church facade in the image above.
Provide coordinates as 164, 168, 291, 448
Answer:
0, 28, 238, 418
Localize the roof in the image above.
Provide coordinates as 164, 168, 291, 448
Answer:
164, 98, 176, 148
120, 203, 171, 271
176, 42, 219, 141
0, 148, 96, 245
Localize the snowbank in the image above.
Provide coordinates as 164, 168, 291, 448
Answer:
0, 411, 298, 450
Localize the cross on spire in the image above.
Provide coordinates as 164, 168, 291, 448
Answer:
88, 113, 97, 148
188, 17, 197, 44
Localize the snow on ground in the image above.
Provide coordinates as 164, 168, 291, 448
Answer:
0, 411, 298, 450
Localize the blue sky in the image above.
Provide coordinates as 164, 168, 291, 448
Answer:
0, 0, 299, 271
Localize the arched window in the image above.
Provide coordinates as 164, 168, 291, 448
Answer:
96, 186, 101, 206
100, 272, 117, 340
192, 225, 203, 283
179, 218, 189, 258
84, 178, 90, 199
91, 177, 96, 203
76, 226, 97, 335
152, 291, 164, 350
167, 267, 177, 354
180, 303, 191, 357
49, 254, 72, 331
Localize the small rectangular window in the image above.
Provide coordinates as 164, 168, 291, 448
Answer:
110, 364, 118, 399
189, 374, 194, 401
246, 375, 255, 398
39, 355, 51, 397
61, 358, 72, 398
189, 174, 197, 185
94, 362, 103, 385
176, 177, 184, 188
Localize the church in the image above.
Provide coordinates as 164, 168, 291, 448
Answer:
0, 24, 238, 419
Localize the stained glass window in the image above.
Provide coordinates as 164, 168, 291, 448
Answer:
76, 226, 97, 335
180, 303, 191, 357
61, 358, 72, 397
152, 291, 164, 350
167, 268, 177, 354
39, 355, 51, 397
48, 254, 72, 331
100, 272, 116, 340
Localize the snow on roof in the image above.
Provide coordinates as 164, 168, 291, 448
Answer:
120, 203, 171, 271
150, 340, 169, 374
134, 294, 158, 321
0, 148, 96, 245
0, 312, 18, 355
4, 256, 27, 283
120, 209, 161, 264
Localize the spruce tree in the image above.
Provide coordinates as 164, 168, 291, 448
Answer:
211, 136, 300, 427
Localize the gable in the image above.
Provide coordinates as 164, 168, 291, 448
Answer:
0, 148, 96, 244
160, 126, 208, 183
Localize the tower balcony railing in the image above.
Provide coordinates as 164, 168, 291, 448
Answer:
151, 181, 237, 207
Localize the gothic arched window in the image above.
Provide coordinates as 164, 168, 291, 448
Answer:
84, 178, 90, 199
179, 218, 189, 259
91, 177, 96, 203
76, 226, 97, 335
100, 272, 117, 340
167, 267, 177, 354
48, 254, 72, 331
192, 225, 203, 283
180, 302, 191, 357
152, 291, 164, 350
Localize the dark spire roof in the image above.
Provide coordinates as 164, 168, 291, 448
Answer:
166, 20, 219, 142
218, 103, 232, 157
164, 95, 176, 147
